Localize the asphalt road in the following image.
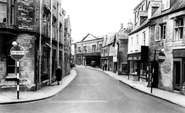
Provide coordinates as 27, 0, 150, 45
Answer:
1, 67, 185, 113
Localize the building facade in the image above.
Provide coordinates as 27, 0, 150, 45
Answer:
75, 34, 103, 67
128, 0, 185, 95
128, 0, 150, 85
101, 33, 115, 71
64, 15, 72, 75
0, 0, 70, 91
149, 0, 185, 94
115, 23, 133, 75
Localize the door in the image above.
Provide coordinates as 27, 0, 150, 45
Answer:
173, 58, 182, 90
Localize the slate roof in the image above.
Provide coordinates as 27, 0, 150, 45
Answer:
151, 0, 185, 19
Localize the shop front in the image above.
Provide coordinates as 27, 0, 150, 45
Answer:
128, 52, 149, 84
173, 49, 185, 94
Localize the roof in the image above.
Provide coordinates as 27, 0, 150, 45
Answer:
129, 19, 150, 35
102, 33, 115, 47
151, 0, 185, 19
80, 33, 98, 42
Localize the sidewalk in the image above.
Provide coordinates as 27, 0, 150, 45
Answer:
103, 70, 185, 108
0, 69, 77, 104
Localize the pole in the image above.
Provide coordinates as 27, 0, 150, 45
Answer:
151, 49, 156, 93
39, 0, 42, 89
49, 0, 53, 84
57, 2, 60, 67
16, 60, 19, 99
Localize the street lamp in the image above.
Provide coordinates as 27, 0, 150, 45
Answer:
12, 41, 18, 46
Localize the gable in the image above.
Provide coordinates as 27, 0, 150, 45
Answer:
83, 34, 97, 42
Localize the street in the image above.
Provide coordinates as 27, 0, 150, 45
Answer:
0, 67, 185, 113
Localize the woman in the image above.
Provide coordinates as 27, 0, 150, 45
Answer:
55, 66, 62, 85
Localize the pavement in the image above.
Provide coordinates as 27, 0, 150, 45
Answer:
0, 67, 185, 108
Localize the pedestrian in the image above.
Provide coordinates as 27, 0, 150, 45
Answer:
104, 63, 107, 71
55, 66, 62, 85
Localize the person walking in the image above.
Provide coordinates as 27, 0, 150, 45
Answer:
104, 63, 107, 71
56, 66, 62, 85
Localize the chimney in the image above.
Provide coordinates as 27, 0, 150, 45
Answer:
120, 23, 124, 30
127, 20, 133, 30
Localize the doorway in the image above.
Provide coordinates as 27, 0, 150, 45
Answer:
173, 58, 182, 90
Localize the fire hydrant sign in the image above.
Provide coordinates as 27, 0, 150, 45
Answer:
10, 45, 25, 60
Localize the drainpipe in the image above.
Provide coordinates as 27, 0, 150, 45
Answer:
39, 0, 42, 89
57, 2, 60, 67
49, 0, 53, 84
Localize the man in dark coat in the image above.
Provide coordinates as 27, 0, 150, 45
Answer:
56, 66, 62, 85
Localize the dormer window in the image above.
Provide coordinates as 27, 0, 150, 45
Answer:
162, 0, 170, 11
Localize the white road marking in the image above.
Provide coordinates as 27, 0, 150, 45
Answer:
74, 84, 99, 86
52, 100, 108, 103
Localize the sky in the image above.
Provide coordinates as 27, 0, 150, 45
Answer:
62, 0, 141, 42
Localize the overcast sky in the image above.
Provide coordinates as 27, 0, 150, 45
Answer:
62, 0, 141, 42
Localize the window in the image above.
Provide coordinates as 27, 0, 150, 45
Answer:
10, 0, 15, 24
136, 34, 139, 44
155, 23, 166, 41
42, 48, 49, 73
174, 18, 184, 40
92, 45, 96, 51
143, 31, 146, 45
131, 37, 133, 45
99, 44, 102, 50
83, 46, 87, 52
7, 55, 16, 75
0, 0, 7, 23
78, 47, 81, 52
162, 0, 170, 11
160, 23, 166, 40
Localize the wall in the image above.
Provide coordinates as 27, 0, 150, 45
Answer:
16, 34, 36, 87
128, 27, 149, 54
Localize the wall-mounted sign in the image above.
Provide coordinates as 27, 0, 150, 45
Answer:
157, 52, 165, 63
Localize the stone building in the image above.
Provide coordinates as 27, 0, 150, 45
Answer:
101, 33, 115, 71
115, 22, 133, 75
149, 0, 185, 94
0, 0, 69, 91
64, 15, 72, 75
128, 0, 185, 95
75, 34, 103, 67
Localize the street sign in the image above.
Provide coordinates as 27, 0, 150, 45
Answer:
10, 45, 25, 60
157, 52, 165, 63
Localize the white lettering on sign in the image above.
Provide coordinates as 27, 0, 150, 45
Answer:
159, 56, 165, 59
11, 51, 25, 55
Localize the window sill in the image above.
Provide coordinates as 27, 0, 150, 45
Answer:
5, 73, 17, 81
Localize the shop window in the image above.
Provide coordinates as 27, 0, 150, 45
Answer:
0, 1, 7, 23
174, 18, 184, 40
